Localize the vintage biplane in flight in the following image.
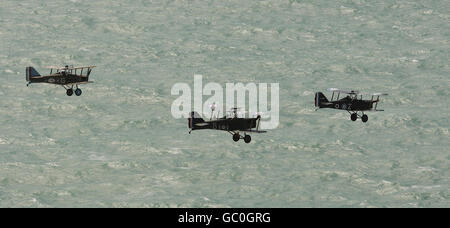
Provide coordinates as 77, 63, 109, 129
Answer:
26, 65, 95, 96
315, 88, 388, 122
188, 104, 266, 143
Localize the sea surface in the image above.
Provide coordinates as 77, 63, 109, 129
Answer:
0, 0, 449, 207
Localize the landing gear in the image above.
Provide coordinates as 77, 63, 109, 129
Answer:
244, 134, 251, 143
66, 89, 73, 96
361, 114, 368, 123
63, 85, 82, 97
231, 132, 252, 143
75, 88, 82, 96
233, 133, 240, 142
349, 111, 369, 122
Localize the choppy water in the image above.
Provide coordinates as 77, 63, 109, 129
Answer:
0, 0, 449, 207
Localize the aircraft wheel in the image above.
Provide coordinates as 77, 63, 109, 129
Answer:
244, 135, 251, 143
75, 88, 82, 96
66, 89, 73, 96
361, 114, 368, 123
233, 133, 240, 142
351, 113, 357, 121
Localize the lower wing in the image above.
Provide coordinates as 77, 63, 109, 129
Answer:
63, 81, 94, 86
241, 130, 267, 133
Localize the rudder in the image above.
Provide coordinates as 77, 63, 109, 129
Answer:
26, 67, 41, 82
315, 92, 329, 107
188, 111, 205, 130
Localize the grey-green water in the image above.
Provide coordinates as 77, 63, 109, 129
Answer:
0, 0, 449, 207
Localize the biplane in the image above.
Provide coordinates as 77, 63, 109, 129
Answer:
26, 65, 95, 96
315, 88, 388, 122
188, 104, 266, 143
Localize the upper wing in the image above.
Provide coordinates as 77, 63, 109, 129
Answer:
45, 66, 96, 70
371, 93, 388, 96
327, 88, 360, 94
45, 66, 64, 69
71, 66, 96, 70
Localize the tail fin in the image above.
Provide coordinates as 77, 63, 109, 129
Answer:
188, 111, 205, 131
26, 67, 41, 82
315, 92, 329, 108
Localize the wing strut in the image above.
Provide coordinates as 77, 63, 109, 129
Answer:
374, 95, 380, 110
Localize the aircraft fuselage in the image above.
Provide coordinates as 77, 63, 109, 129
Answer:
191, 117, 258, 131
320, 97, 374, 111
28, 73, 88, 85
